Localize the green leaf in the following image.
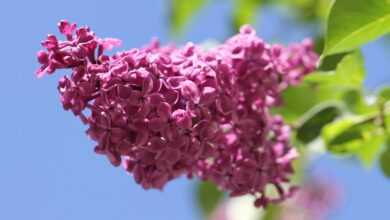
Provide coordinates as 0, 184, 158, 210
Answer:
196, 181, 224, 217
324, 0, 390, 56
232, 0, 262, 31
380, 139, 390, 178
322, 115, 385, 166
342, 89, 377, 114
274, 82, 345, 123
314, 36, 325, 54
323, 118, 364, 148
296, 103, 342, 143
355, 134, 385, 167
170, 0, 208, 34
306, 51, 365, 88
272, 84, 321, 122
277, 0, 332, 22
322, 116, 374, 153
274, 51, 366, 122
376, 87, 390, 134
317, 52, 349, 71
385, 113, 390, 134
261, 204, 280, 220
379, 86, 390, 101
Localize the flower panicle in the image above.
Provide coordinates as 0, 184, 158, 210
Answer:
36, 21, 319, 208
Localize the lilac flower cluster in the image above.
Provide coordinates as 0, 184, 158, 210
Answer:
36, 20, 318, 207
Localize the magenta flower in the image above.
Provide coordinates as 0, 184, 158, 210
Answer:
36, 20, 318, 207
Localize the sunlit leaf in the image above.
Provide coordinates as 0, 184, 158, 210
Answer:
274, 51, 366, 122
356, 134, 385, 168
322, 116, 374, 153
342, 89, 377, 114
273, 84, 321, 122
306, 51, 365, 88
324, 0, 390, 56
317, 52, 349, 71
322, 115, 385, 167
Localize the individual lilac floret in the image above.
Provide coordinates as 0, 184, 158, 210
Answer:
36, 21, 318, 207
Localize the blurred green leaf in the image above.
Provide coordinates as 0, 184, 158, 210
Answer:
196, 181, 224, 217
306, 51, 365, 88
277, 0, 332, 22
356, 134, 385, 168
379, 87, 390, 101
377, 87, 390, 134
322, 116, 374, 152
274, 50, 366, 122
261, 204, 280, 220
323, 117, 366, 148
380, 139, 390, 178
274, 81, 342, 122
317, 52, 349, 71
322, 115, 385, 166
342, 89, 376, 114
314, 36, 325, 54
314, 0, 333, 21
170, 0, 208, 34
232, 0, 262, 31
324, 0, 390, 56
296, 103, 342, 143
273, 84, 321, 122
385, 113, 390, 134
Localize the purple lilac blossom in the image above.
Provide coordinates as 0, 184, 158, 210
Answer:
36, 20, 318, 207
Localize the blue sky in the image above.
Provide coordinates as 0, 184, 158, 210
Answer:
0, 1, 389, 220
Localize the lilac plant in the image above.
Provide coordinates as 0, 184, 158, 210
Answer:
36, 20, 318, 207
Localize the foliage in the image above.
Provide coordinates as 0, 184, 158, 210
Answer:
196, 181, 224, 217
324, 0, 390, 56
169, 0, 334, 33
232, 0, 262, 31
380, 139, 390, 178
296, 103, 342, 144
170, 0, 208, 34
